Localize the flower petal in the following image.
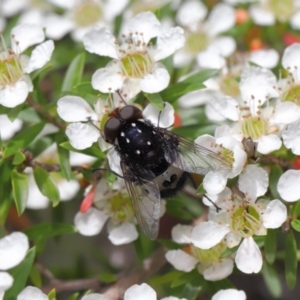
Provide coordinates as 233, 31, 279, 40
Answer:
212, 289, 246, 300
257, 134, 282, 154
124, 283, 156, 300
83, 27, 118, 59
210, 96, 239, 121
282, 43, 300, 80
235, 237, 262, 273
197, 49, 226, 69
140, 67, 170, 93
25, 40, 55, 73
171, 224, 193, 244
290, 11, 300, 30
0, 114, 22, 141
92, 67, 124, 93
154, 26, 185, 61
282, 120, 300, 155
0, 80, 29, 108
165, 249, 198, 272
278, 170, 300, 202
57, 96, 98, 122
191, 221, 230, 249
0, 272, 13, 291
270, 102, 300, 125
17, 286, 48, 300
263, 200, 287, 228
0, 232, 29, 270
203, 171, 227, 195
143, 102, 174, 128
249, 5, 275, 26
208, 36, 236, 57
74, 207, 109, 236
108, 223, 138, 245
249, 49, 279, 69
126, 12, 161, 44
203, 259, 234, 281
238, 165, 268, 200
11, 24, 45, 53
66, 122, 100, 150
107, 147, 122, 175
45, 14, 74, 40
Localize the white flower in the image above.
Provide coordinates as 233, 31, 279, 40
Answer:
0, 232, 29, 297
195, 134, 247, 195
166, 224, 234, 280
191, 182, 287, 274
17, 286, 48, 300
124, 283, 156, 300
249, 0, 300, 26
210, 65, 300, 154
74, 178, 138, 245
83, 11, 185, 95
0, 114, 23, 140
249, 48, 279, 69
0, 24, 54, 108
278, 170, 300, 202
45, 0, 128, 41
174, 2, 236, 67
212, 289, 246, 300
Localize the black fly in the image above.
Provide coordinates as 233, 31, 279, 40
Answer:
102, 103, 231, 240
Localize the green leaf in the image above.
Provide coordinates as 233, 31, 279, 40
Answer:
62, 52, 86, 92
285, 231, 297, 289
291, 219, 300, 232
24, 223, 77, 241
183, 69, 220, 84
12, 150, 26, 165
181, 281, 202, 300
4, 247, 36, 300
262, 263, 282, 298
7, 103, 25, 121
4, 122, 45, 158
11, 169, 28, 215
67, 293, 80, 300
48, 289, 56, 300
293, 201, 300, 219
265, 229, 277, 264
56, 133, 71, 180
171, 270, 199, 288
60, 141, 104, 158
33, 166, 60, 207
29, 264, 42, 287
150, 270, 182, 285
144, 92, 164, 110
269, 165, 283, 200
99, 272, 117, 283
220, 245, 239, 259
196, 183, 206, 195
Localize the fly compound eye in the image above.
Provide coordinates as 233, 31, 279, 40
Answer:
119, 105, 142, 122
104, 117, 121, 143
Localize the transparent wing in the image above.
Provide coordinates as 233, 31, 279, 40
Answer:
158, 129, 232, 175
120, 161, 161, 240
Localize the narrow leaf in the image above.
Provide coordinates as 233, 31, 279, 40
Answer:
56, 133, 71, 180
12, 150, 26, 165
11, 169, 28, 215
269, 165, 283, 200
48, 289, 56, 300
285, 231, 297, 289
4, 247, 36, 300
68, 293, 80, 300
293, 201, 300, 219
144, 92, 164, 110
291, 219, 300, 232
62, 53, 86, 92
29, 264, 42, 287
265, 229, 277, 264
33, 166, 60, 207
4, 122, 45, 158
24, 223, 77, 241
262, 263, 282, 298
7, 103, 24, 121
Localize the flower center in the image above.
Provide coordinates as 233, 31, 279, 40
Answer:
108, 193, 134, 223
186, 31, 209, 55
229, 203, 261, 238
190, 241, 227, 263
73, 1, 102, 27
268, 0, 294, 23
121, 50, 154, 78
0, 34, 23, 86
282, 84, 300, 106
220, 74, 240, 98
241, 116, 268, 139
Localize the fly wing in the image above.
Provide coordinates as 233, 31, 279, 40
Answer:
120, 160, 161, 240
158, 128, 232, 175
